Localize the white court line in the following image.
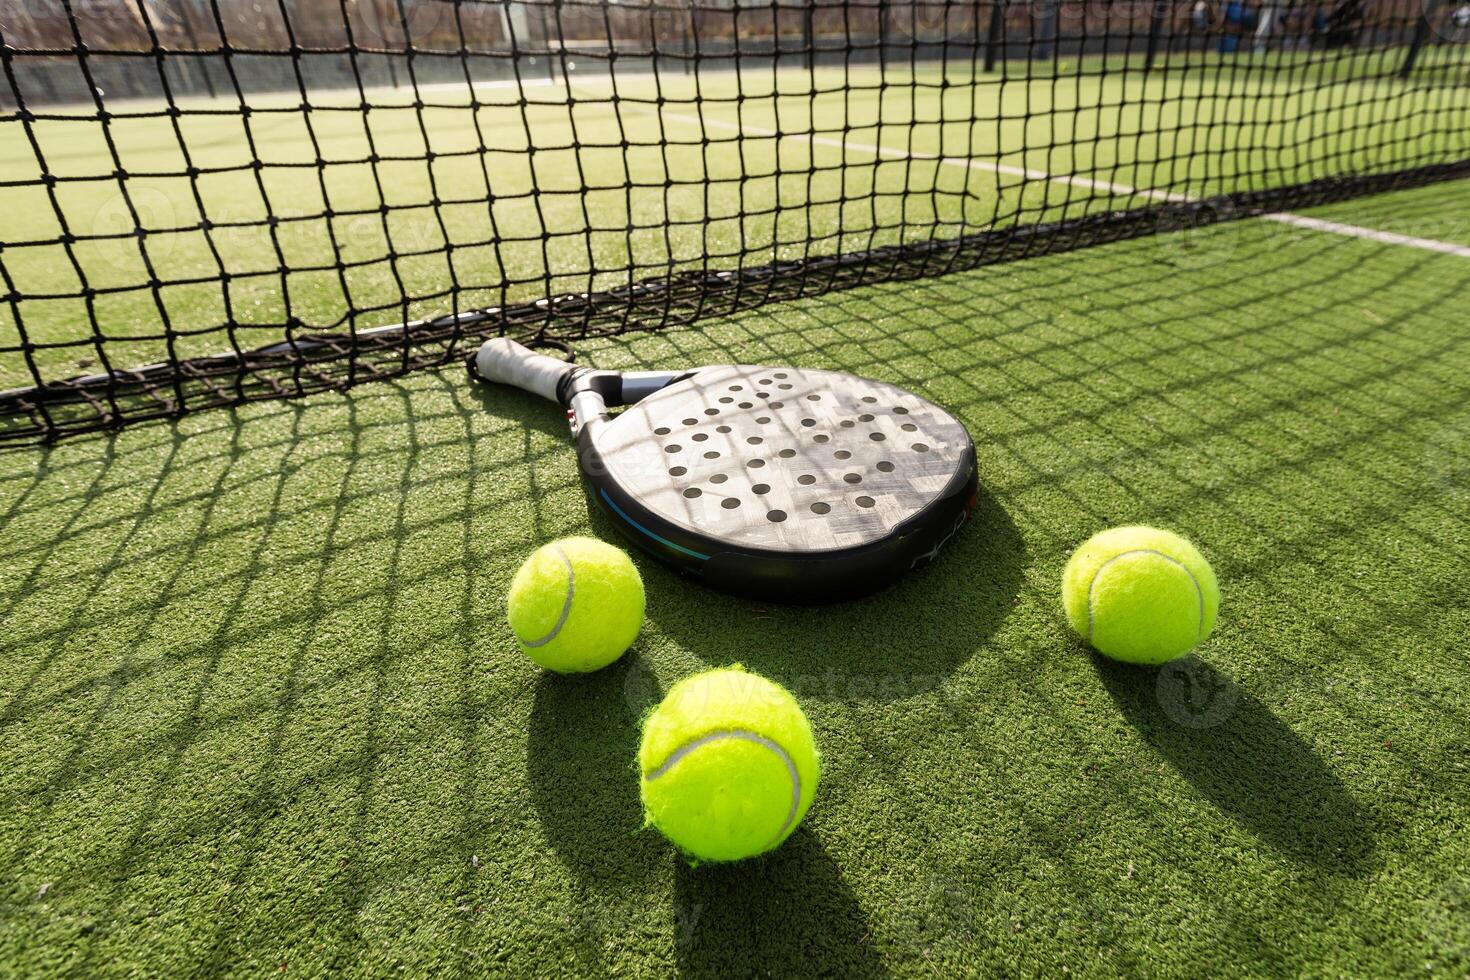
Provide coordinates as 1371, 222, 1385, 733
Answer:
656, 109, 1188, 202
649, 106, 1466, 258
1259, 212, 1470, 258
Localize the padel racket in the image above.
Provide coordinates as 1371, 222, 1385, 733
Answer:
470, 338, 977, 601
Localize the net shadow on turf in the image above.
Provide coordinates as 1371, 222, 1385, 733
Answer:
629, 202, 1467, 877
0, 380, 591, 975
2, 199, 1468, 963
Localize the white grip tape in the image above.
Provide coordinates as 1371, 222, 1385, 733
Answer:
474, 338, 575, 402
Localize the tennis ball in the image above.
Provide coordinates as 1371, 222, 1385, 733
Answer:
507, 537, 644, 673
639, 667, 819, 864
1062, 525, 1220, 665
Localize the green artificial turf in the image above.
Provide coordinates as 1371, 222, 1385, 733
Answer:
3, 193, 1470, 976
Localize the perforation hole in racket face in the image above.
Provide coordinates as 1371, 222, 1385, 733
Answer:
594, 365, 973, 553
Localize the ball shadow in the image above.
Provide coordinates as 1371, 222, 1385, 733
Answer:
525, 656, 666, 885
601, 481, 1025, 702
1095, 654, 1376, 873
672, 829, 889, 978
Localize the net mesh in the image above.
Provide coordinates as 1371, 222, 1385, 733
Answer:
2, 0, 1468, 440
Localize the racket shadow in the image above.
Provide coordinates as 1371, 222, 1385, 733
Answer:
619, 479, 1025, 702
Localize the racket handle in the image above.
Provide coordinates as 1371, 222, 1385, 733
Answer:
472, 338, 579, 402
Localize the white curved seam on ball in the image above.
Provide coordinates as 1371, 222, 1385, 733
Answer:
643, 729, 802, 847
519, 545, 575, 648
1087, 549, 1205, 644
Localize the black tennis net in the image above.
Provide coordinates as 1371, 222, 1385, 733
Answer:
2, 0, 1468, 440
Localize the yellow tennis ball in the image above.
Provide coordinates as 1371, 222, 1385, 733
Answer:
507, 537, 644, 673
1062, 526, 1220, 665
639, 667, 820, 864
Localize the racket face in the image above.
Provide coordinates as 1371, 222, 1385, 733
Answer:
583, 365, 976, 598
